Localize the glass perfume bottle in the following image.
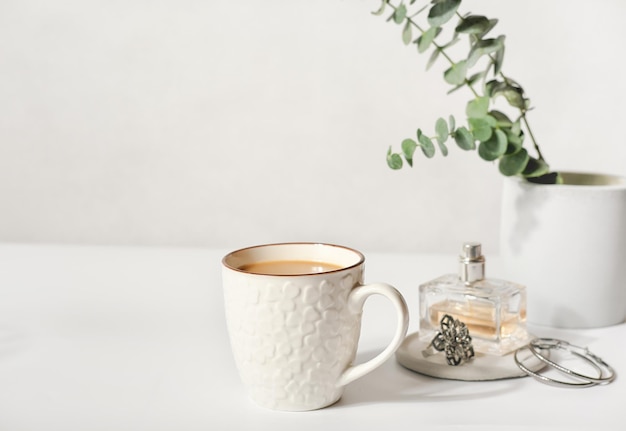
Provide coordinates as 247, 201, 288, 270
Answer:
419, 242, 530, 356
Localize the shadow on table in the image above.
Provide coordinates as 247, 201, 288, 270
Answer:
335, 349, 523, 408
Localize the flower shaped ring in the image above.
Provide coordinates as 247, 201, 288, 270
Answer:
431, 314, 475, 366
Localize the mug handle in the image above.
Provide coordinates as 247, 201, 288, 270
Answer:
337, 283, 409, 387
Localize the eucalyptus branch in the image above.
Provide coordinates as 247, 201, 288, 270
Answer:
490, 59, 544, 161
375, 0, 558, 183
387, 2, 480, 98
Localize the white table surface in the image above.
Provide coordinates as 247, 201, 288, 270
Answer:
0, 243, 623, 431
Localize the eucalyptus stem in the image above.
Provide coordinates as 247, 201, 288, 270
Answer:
521, 114, 544, 161
493, 66, 544, 161
378, 0, 556, 182
388, 2, 480, 98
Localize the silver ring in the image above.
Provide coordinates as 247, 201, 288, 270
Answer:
514, 338, 616, 388
528, 338, 616, 384
428, 314, 474, 366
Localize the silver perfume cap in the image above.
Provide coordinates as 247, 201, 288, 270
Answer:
459, 242, 485, 284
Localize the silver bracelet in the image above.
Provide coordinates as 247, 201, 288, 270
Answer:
514, 346, 597, 388
528, 338, 616, 384
514, 338, 616, 388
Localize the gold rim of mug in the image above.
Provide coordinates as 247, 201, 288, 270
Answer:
222, 242, 365, 276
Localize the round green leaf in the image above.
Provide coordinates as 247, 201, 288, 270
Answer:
401, 138, 418, 166
453, 126, 475, 150
387, 147, 403, 170
371, 0, 387, 16
468, 117, 493, 142
455, 15, 491, 34
522, 157, 551, 178
435, 117, 449, 144
500, 87, 526, 110
484, 114, 497, 128
487, 80, 528, 110
477, 18, 498, 38
448, 115, 456, 133
499, 148, 529, 176
466, 96, 489, 119
478, 142, 497, 161
393, 4, 407, 24
504, 140, 522, 155
444, 60, 468, 86
427, 0, 461, 27
467, 37, 504, 68
438, 140, 449, 157
505, 129, 523, 147
426, 47, 441, 70
477, 129, 507, 160
485, 79, 507, 98
417, 129, 436, 158
466, 71, 486, 87
493, 43, 505, 75
446, 83, 464, 95
417, 26, 439, 53
511, 120, 522, 136
489, 110, 512, 127
402, 21, 412, 45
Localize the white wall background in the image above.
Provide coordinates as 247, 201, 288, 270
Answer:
1, 0, 625, 253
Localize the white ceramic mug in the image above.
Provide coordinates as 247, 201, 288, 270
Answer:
222, 243, 409, 411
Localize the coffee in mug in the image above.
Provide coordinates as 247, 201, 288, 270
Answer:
238, 259, 343, 275
222, 243, 409, 411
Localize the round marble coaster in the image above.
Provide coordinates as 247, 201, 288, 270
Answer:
395, 332, 545, 381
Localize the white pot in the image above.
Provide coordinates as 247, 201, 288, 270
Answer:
500, 172, 626, 328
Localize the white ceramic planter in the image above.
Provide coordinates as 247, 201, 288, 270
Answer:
500, 172, 626, 328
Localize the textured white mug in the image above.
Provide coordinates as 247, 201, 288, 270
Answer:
222, 243, 409, 411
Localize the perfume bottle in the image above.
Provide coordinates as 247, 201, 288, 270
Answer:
419, 242, 530, 356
